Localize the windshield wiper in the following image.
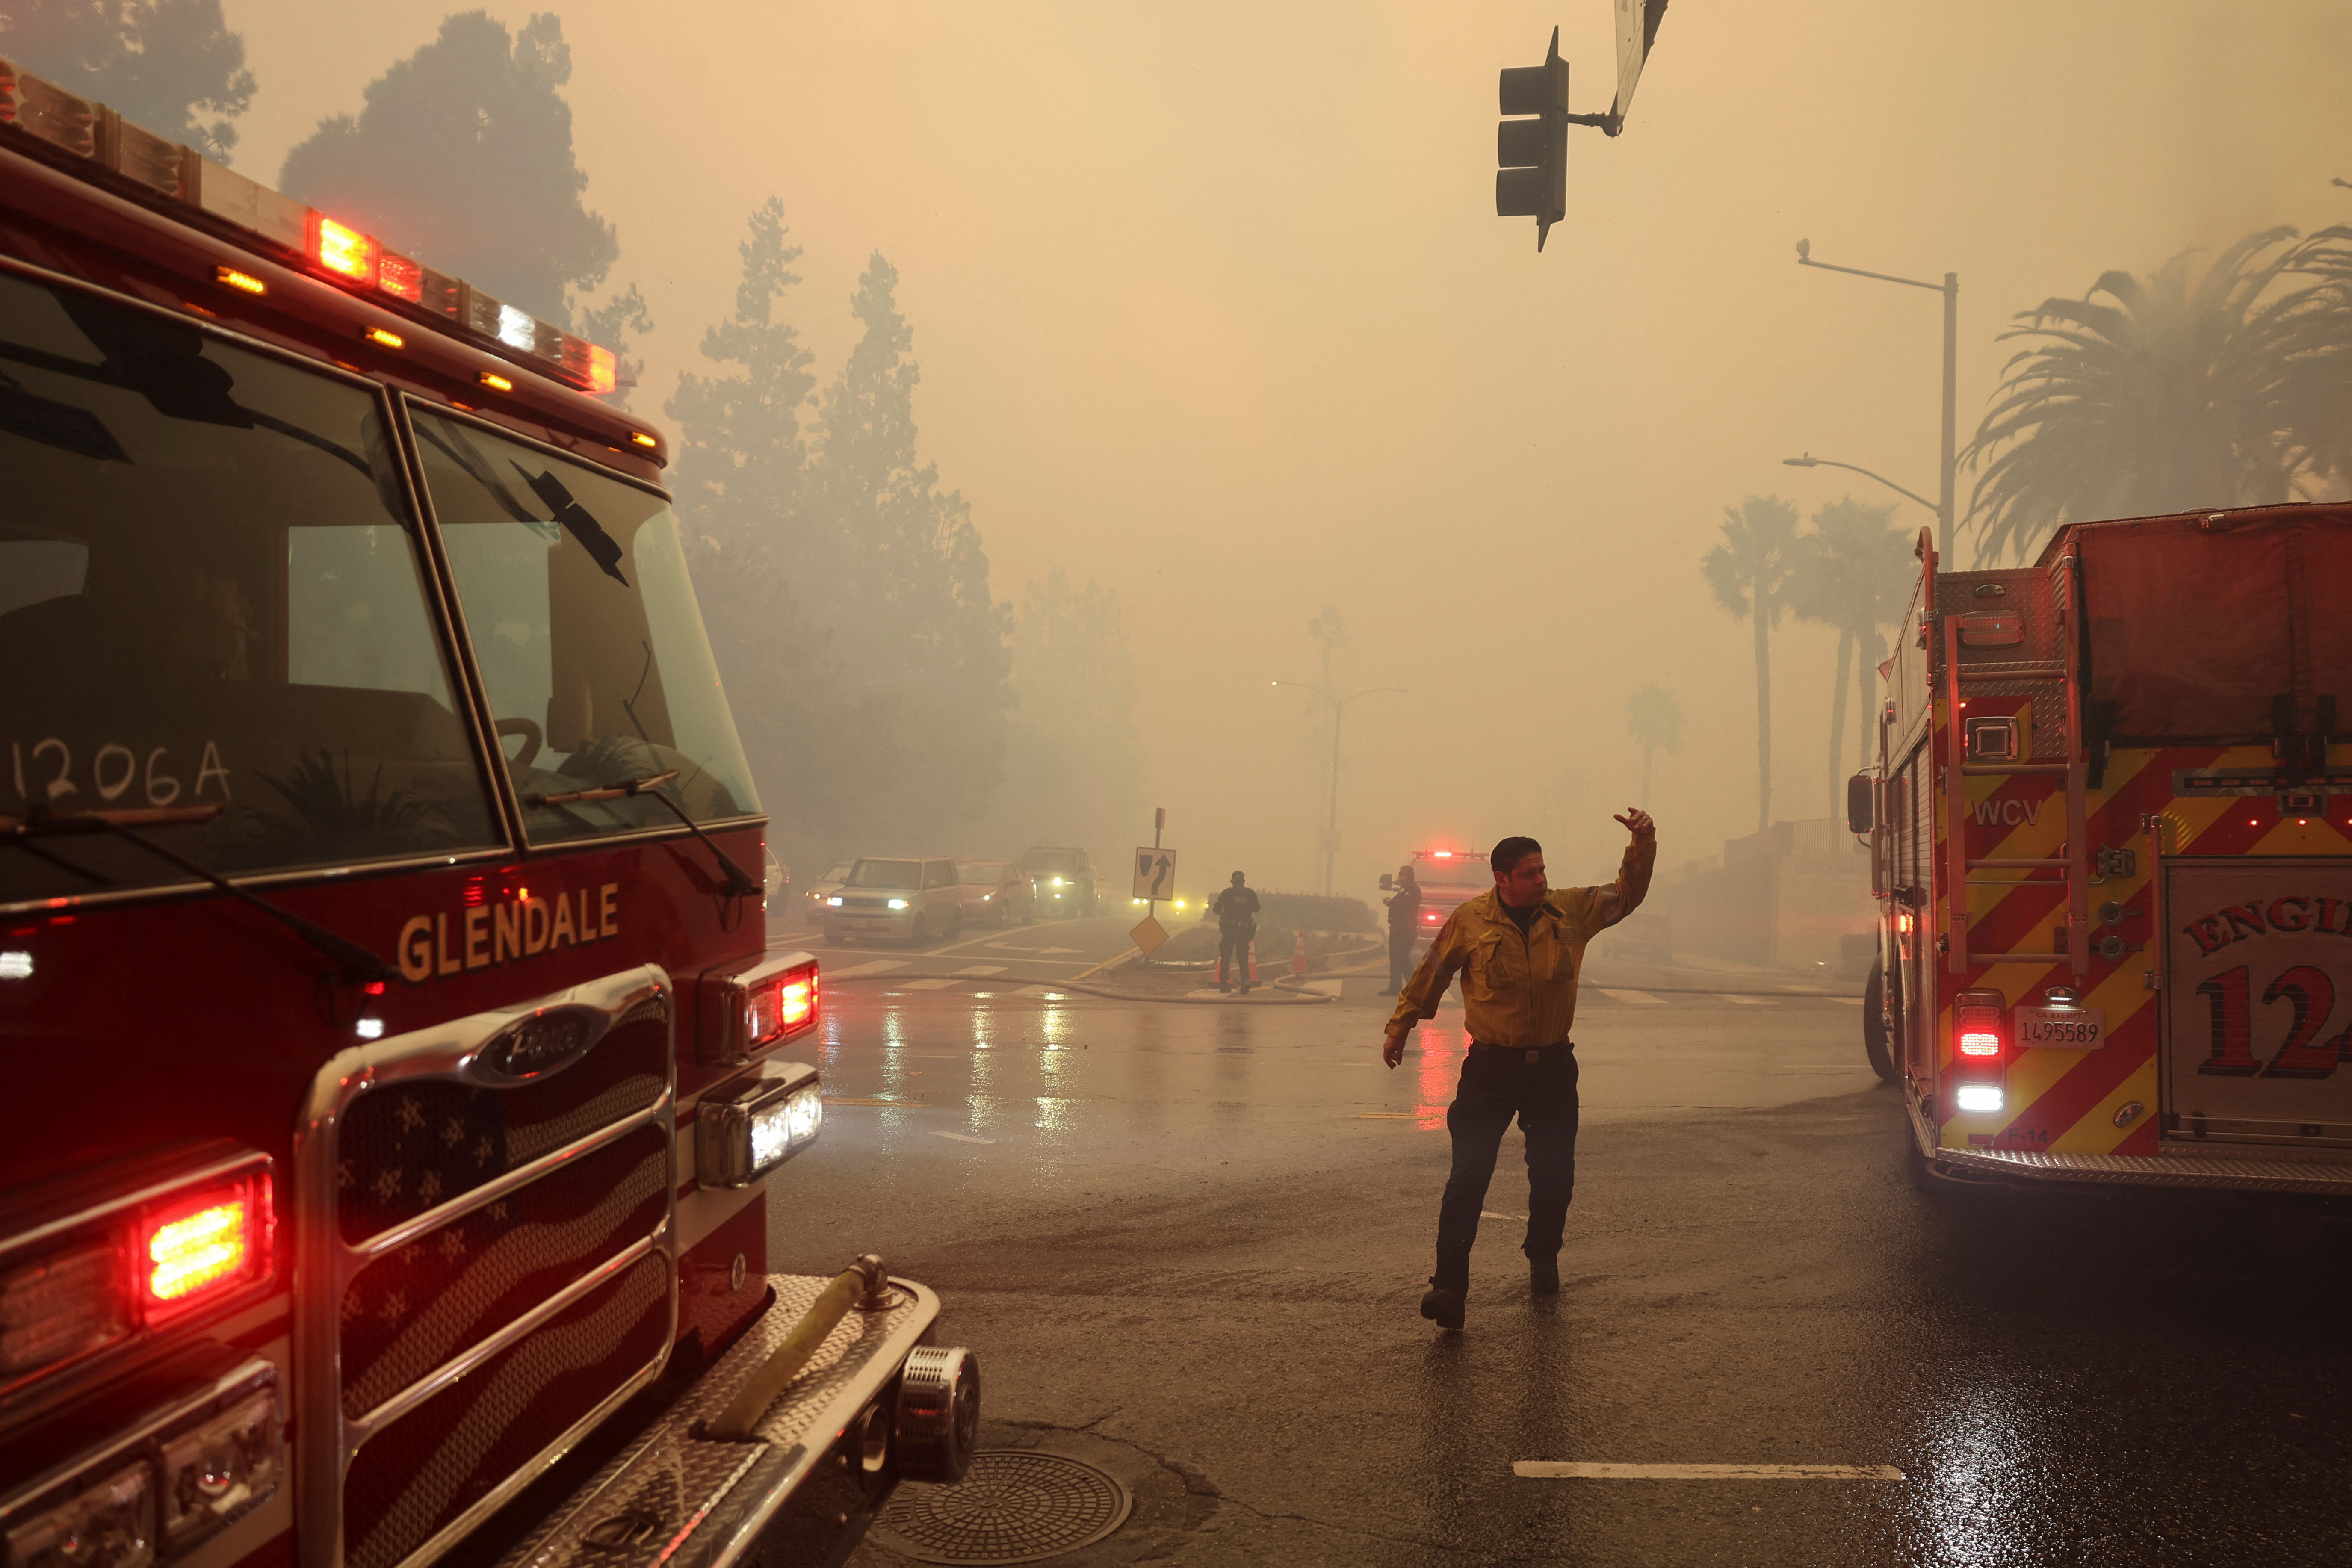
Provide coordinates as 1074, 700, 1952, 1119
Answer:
524, 771, 762, 899
3, 804, 392, 986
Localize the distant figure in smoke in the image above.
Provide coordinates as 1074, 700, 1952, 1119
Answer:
1380, 864, 1420, 995
1211, 870, 1261, 994
1382, 811, 1655, 1333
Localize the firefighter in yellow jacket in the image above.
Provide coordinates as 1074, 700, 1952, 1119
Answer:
1382, 812, 1655, 1331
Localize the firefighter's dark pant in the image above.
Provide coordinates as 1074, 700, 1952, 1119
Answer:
1217, 930, 1252, 987
1433, 1042, 1579, 1295
1386, 930, 1415, 989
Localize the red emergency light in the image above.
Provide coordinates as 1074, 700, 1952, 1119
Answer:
1950, 989, 2009, 1114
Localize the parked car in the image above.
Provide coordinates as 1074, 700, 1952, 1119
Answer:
958, 859, 1035, 926
802, 859, 853, 925
821, 856, 965, 943
1020, 845, 1099, 918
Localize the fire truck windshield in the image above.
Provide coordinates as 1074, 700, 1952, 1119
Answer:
412, 409, 757, 843
0, 272, 501, 901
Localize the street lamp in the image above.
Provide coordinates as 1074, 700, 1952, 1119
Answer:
1271, 680, 1406, 896
1782, 453, 1937, 517
1794, 239, 1959, 561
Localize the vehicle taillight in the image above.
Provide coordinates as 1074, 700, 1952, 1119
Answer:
307, 211, 377, 286
1950, 989, 2009, 1113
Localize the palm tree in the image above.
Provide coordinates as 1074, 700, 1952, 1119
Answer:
1961, 226, 2352, 562
1788, 498, 1916, 816
1702, 495, 1801, 833
1625, 683, 1684, 810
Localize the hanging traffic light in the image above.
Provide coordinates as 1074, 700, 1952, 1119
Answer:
1495, 27, 1569, 251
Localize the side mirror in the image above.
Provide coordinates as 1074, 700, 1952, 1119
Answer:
1846, 772, 1876, 835
1378, 874, 1395, 891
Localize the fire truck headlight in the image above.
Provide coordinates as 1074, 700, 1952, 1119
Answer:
1953, 1083, 2005, 1114
159, 1386, 284, 1553
697, 1061, 822, 1188
5, 1462, 155, 1568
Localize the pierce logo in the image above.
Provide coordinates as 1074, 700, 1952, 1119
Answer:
2181, 896, 2352, 957
396, 883, 621, 983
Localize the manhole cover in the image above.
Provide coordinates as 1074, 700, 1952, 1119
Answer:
868, 1450, 1133, 1565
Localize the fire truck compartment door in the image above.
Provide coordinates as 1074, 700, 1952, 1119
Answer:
2160, 859, 2352, 1145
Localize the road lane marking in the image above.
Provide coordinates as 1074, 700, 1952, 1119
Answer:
1599, 989, 1665, 1004
1829, 997, 1865, 1006
1480, 1211, 1525, 1221
955, 964, 1006, 975
1351, 1111, 1418, 1119
1724, 995, 1776, 1005
929, 1131, 994, 1144
1513, 1463, 1903, 1481
829, 959, 907, 977
990, 942, 1079, 954
899, 978, 959, 990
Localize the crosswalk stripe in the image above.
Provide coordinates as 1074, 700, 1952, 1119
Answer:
1598, 988, 1665, 1004
828, 959, 907, 977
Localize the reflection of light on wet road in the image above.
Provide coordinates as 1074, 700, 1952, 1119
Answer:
1416, 1016, 1465, 1130
1909, 1368, 2047, 1568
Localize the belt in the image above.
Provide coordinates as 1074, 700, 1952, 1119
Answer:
1469, 1040, 1572, 1062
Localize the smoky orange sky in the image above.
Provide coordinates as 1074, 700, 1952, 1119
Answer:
226, 0, 2352, 901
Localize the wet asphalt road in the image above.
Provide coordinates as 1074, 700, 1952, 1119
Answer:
760, 918, 2352, 1567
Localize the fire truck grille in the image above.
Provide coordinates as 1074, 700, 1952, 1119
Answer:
337, 1123, 668, 1419
336, 1004, 669, 1244
307, 974, 678, 1568
342, 1250, 672, 1568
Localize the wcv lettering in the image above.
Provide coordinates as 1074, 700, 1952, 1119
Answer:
396, 883, 620, 983
1971, 797, 2045, 828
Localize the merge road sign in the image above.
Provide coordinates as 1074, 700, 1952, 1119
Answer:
1134, 847, 1177, 900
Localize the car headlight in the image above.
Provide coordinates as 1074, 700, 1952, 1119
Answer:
982, 894, 992, 901
1051, 877, 1065, 887
887, 898, 909, 910
826, 895, 843, 907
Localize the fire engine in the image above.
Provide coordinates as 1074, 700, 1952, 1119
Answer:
1855, 507, 2352, 1198
0, 60, 976, 1568
1381, 847, 1488, 949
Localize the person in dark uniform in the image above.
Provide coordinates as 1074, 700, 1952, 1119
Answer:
1211, 870, 1261, 994
1381, 811, 1655, 1332
1380, 864, 1421, 995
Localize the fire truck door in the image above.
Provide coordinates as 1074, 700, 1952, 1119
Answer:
2159, 859, 2352, 1145
1893, 746, 1936, 1088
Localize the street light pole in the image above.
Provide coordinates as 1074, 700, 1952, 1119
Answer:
1782, 453, 1937, 516
1795, 241, 1959, 561
1272, 681, 1406, 896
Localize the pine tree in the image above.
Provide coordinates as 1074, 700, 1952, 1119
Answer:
999, 569, 1146, 851
278, 11, 614, 324
797, 252, 1013, 842
0, 0, 254, 160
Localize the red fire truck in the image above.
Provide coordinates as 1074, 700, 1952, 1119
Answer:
1856, 505, 2352, 1199
1381, 847, 1489, 951
0, 61, 975, 1568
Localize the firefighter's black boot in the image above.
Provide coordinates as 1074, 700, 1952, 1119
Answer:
1529, 1254, 1560, 1296
1419, 1282, 1465, 1332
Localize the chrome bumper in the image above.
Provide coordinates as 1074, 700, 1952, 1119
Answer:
1934, 1142, 2352, 1195
493, 1273, 941, 1568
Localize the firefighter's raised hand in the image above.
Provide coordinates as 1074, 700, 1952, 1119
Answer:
1383, 1031, 1407, 1069
1613, 807, 1656, 839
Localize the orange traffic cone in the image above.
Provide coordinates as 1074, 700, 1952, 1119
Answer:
1291, 929, 1308, 976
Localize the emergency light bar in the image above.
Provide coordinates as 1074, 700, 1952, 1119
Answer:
0, 58, 619, 397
